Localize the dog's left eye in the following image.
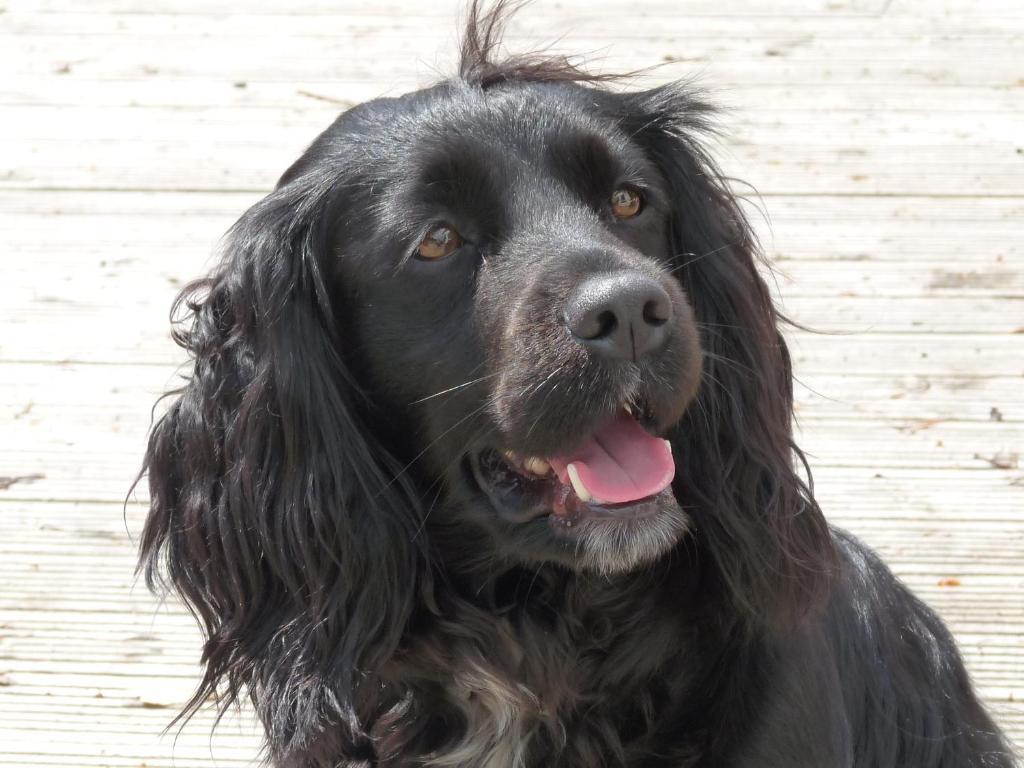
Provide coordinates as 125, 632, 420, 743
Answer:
610, 187, 643, 219
416, 224, 464, 260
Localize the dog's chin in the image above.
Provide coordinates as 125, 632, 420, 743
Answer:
463, 409, 690, 576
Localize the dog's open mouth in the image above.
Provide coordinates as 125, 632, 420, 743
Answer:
469, 406, 677, 526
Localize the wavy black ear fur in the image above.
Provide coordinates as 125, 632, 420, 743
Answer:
138, 164, 427, 762
621, 85, 838, 628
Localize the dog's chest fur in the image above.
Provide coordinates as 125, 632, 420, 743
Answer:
383, 578, 696, 768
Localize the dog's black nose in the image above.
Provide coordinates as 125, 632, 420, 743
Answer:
564, 271, 672, 361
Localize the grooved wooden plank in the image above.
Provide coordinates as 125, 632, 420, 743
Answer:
2, 362, 1020, 421
8, 8, 1022, 33
5, 44, 1020, 89
4, 105, 1021, 194
2, 320, 1019, 370
6, 27, 1021, 69
0, 0, 967, 17
5, 79, 1023, 112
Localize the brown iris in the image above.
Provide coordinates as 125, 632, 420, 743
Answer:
611, 187, 643, 219
416, 224, 464, 260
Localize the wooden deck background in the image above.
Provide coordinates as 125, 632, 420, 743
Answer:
2, 0, 1022, 764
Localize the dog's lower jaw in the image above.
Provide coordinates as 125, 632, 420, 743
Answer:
454, 454, 690, 577
558, 490, 690, 576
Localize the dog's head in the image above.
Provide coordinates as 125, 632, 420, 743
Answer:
328, 77, 707, 577
140, 1, 835, 758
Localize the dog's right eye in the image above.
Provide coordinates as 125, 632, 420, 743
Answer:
611, 187, 643, 219
416, 224, 464, 261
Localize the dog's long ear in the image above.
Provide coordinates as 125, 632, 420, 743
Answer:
138, 164, 426, 761
622, 84, 837, 627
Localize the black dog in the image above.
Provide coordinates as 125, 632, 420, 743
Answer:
139, 3, 1016, 766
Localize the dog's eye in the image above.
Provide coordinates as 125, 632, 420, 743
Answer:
416, 224, 464, 260
610, 187, 643, 219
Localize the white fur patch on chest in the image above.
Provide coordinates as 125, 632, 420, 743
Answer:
423, 656, 546, 768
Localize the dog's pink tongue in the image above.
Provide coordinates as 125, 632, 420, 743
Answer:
548, 412, 675, 504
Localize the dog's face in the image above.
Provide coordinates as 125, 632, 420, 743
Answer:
322, 82, 702, 574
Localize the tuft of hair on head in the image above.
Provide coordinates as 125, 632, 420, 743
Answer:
459, 0, 632, 88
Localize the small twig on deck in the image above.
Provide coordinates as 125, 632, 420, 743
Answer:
297, 89, 354, 107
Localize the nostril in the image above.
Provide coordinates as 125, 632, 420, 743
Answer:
567, 305, 620, 341
642, 299, 669, 326
593, 310, 618, 339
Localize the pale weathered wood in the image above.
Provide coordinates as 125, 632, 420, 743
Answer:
8, 0, 1016, 18
5, 19, 1020, 76
4, 104, 1020, 195
0, 0, 1022, 763
3, 1, 1023, 198
5, 78, 1022, 114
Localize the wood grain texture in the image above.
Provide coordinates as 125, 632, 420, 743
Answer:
0, 0, 1021, 763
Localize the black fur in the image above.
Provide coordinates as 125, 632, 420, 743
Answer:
138, 3, 1016, 765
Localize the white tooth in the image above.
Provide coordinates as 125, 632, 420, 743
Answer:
566, 463, 593, 503
623, 403, 633, 415
525, 457, 551, 475
663, 439, 673, 454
